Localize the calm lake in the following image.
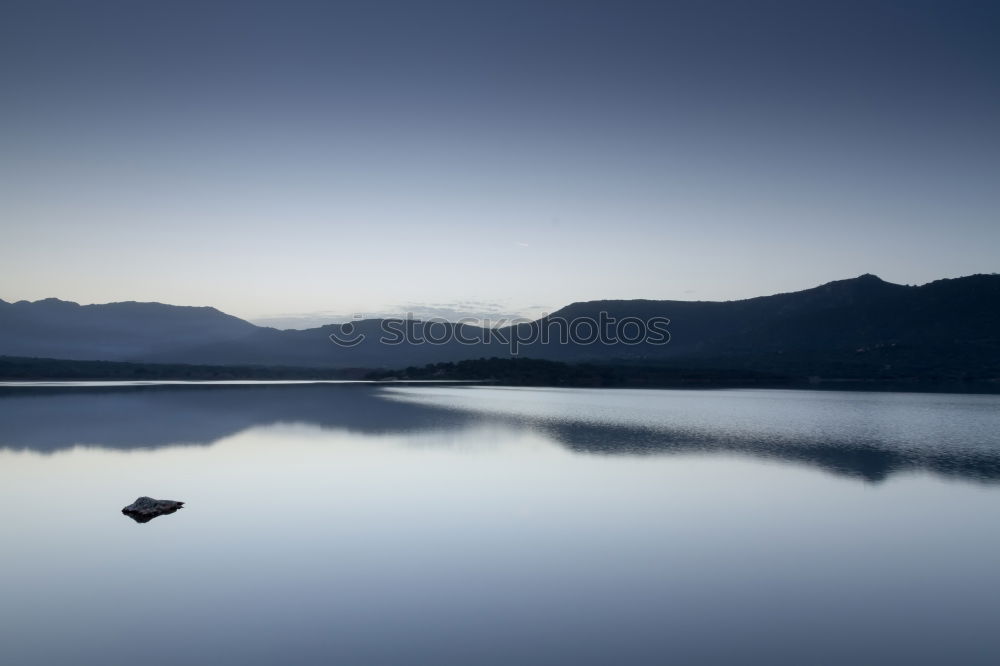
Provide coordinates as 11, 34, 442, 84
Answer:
1, 383, 999, 665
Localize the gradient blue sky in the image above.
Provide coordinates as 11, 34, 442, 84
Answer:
2, 0, 998, 325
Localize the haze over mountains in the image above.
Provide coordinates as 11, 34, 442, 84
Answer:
2, 274, 998, 380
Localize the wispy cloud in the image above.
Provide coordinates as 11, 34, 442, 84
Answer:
252, 300, 552, 330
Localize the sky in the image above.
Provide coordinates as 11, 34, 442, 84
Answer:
2, 0, 998, 326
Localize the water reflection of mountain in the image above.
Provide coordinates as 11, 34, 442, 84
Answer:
0, 384, 472, 450
1, 384, 998, 485
534, 420, 1000, 484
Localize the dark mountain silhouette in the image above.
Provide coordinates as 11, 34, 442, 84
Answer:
511, 273, 1000, 380
2, 274, 998, 381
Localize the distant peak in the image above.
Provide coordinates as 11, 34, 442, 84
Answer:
818, 274, 896, 291
18, 297, 79, 306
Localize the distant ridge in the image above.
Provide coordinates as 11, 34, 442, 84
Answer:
0, 297, 257, 361
2, 274, 998, 382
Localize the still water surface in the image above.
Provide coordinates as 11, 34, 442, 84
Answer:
1, 384, 998, 665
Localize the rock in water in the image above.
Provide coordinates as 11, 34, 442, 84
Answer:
122, 496, 184, 523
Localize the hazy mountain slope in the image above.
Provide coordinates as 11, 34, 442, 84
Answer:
0, 298, 259, 361
141, 319, 506, 368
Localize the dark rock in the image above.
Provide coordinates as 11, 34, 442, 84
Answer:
122, 496, 184, 523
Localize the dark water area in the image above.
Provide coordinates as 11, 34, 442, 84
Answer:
1, 383, 999, 665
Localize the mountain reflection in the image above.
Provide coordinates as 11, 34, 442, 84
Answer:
0, 384, 474, 450
536, 420, 1000, 484
1, 384, 998, 485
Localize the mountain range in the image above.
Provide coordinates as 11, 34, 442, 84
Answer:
2, 274, 998, 381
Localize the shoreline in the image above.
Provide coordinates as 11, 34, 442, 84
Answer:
1, 377, 997, 396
